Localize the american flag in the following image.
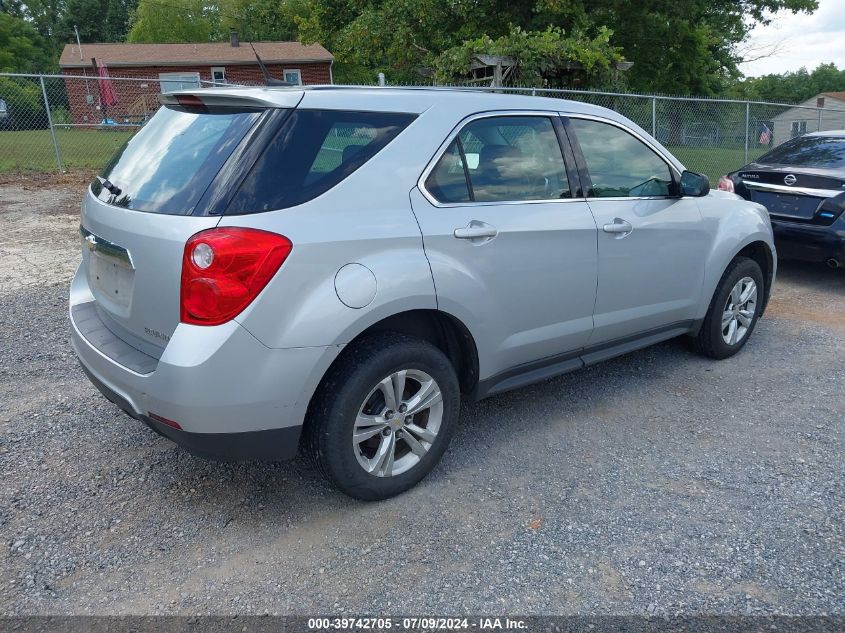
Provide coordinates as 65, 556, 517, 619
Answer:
759, 123, 772, 145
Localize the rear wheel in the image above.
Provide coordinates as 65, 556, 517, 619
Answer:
693, 256, 764, 359
305, 332, 460, 501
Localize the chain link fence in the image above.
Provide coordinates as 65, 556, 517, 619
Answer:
2, 72, 845, 183
0, 72, 210, 173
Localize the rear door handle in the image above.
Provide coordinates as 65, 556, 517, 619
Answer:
454, 221, 498, 243
602, 218, 633, 237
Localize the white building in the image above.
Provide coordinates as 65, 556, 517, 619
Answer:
771, 92, 845, 146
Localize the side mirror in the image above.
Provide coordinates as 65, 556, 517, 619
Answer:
679, 170, 710, 197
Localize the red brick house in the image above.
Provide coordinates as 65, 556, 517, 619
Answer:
58, 37, 333, 124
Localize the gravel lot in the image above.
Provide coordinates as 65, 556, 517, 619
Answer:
1, 183, 843, 616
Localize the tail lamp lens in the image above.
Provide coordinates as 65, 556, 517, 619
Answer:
717, 176, 735, 193
180, 227, 292, 326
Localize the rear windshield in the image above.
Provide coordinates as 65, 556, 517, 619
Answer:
224, 109, 417, 213
92, 105, 263, 214
758, 135, 845, 169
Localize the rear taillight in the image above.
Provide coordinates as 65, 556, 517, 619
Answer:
180, 227, 292, 326
717, 176, 735, 193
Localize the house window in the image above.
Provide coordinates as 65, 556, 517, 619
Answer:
211, 67, 226, 84
158, 72, 201, 93
283, 69, 302, 85
790, 120, 807, 138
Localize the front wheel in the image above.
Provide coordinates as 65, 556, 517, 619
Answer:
693, 256, 764, 359
304, 333, 460, 501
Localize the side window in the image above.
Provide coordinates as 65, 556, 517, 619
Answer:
307, 121, 378, 180
570, 119, 673, 198
425, 139, 471, 203
226, 110, 416, 213
790, 120, 807, 138
211, 67, 226, 84
452, 116, 570, 203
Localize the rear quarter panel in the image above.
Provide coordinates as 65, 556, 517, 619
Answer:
217, 111, 449, 350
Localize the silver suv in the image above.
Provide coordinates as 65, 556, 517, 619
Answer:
71, 87, 776, 500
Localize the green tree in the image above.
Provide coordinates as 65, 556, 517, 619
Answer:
588, 0, 818, 95
16, 0, 66, 48
219, 0, 308, 42
0, 11, 53, 72
55, 0, 136, 43
295, 0, 818, 92
434, 26, 621, 87
56, 0, 106, 44
127, 0, 220, 42
731, 63, 845, 103
103, 0, 138, 41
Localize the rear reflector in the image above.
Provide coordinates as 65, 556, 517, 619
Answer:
180, 227, 292, 326
148, 412, 182, 430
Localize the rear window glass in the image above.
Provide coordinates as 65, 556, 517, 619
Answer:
758, 135, 845, 168
92, 105, 263, 214
225, 109, 416, 213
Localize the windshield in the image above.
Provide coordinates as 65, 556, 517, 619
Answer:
92, 105, 263, 214
758, 135, 845, 169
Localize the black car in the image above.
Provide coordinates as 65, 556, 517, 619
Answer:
718, 131, 845, 268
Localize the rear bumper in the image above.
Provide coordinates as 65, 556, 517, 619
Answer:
771, 217, 845, 264
69, 267, 342, 461
77, 361, 302, 461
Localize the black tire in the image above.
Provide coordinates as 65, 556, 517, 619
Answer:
693, 256, 764, 359
304, 332, 460, 501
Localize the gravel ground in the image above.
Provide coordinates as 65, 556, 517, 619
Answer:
1, 184, 843, 616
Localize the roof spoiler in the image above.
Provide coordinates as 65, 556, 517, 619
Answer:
159, 89, 304, 109
251, 43, 294, 87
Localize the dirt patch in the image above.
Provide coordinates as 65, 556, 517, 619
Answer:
0, 185, 84, 294
0, 171, 96, 189
766, 261, 845, 330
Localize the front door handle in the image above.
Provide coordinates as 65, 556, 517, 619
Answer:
454, 221, 498, 243
602, 218, 633, 237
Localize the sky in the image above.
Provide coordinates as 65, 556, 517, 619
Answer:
738, 0, 845, 77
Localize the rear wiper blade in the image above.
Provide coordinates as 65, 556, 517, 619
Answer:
101, 179, 122, 196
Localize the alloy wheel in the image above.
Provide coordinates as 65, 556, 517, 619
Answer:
352, 369, 444, 477
721, 276, 757, 345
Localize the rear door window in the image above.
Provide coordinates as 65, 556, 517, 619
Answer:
424, 139, 472, 203
92, 105, 263, 214
457, 116, 571, 202
225, 110, 416, 213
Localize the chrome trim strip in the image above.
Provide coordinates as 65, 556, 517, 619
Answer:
741, 180, 841, 198
80, 226, 134, 268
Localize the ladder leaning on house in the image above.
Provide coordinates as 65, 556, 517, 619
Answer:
125, 93, 160, 124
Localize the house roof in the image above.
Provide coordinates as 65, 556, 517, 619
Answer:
821, 92, 845, 101
59, 41, 333, 68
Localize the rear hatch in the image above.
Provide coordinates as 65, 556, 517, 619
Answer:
79, 89, 301, 356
